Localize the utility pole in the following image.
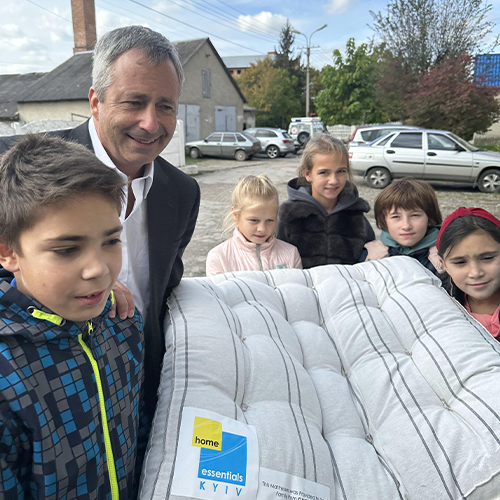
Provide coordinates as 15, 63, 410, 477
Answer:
292, 24, 327, 117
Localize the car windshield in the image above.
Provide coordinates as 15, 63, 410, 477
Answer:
447, 132, 480, 152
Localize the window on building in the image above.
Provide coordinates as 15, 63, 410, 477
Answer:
202, 69, 211, 99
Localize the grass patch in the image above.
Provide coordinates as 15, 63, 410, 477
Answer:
185, 154, 210, 165
479, 144, 500, 153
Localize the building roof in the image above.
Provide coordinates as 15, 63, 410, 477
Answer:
16, 38, 245, 104
0, 72, 45, 119
475, 54, 500, 87
222, 55, 269, 69
18, 52, 93, 103
175, 38, 208, 66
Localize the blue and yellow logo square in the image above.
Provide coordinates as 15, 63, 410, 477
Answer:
192, 416, 223, 451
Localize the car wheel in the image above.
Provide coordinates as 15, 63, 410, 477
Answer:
235, 149, 248, 161
366, 167, 391, 189
189, 148, 200, 159
478, 169, 500, 193
266, 145, 280, 159
297, 132, 309, 144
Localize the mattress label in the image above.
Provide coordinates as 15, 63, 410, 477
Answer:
170, 407, 260, 500
257, 468, 330, 500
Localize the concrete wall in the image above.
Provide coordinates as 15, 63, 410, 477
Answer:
180, 40, 244, 138
18, 100, 90, 124
160, 119, 185, 168
474, 121, 500, 146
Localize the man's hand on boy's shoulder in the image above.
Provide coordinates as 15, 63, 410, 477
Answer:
109, 280, 135, 319
364, 240, 389, 261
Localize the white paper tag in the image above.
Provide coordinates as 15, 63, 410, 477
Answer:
170, 407, 260, 500
257, 468, 330, 500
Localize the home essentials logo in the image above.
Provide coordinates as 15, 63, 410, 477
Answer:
170, 408, 258, 500
193, 416, 247, 487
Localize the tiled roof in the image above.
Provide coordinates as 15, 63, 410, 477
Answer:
0, 72, 45, 118
17, 51, 92, 102
16, 38, 245, 103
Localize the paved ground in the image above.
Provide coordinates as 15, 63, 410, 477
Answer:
182, 154, 500, 277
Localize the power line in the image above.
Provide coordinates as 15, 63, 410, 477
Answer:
23, 0, 72, 23
179, 0, 279, 40
212, 0, 283, 36
127, 0, 267, 54
144, 0, 278, 44
97, 0, 189, 39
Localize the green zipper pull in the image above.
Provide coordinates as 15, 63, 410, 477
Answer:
87, 321, 94, 334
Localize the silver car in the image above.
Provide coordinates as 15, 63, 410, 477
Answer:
186, 131, 261, 161
349, 124, 420, 148
349, 129, 500, 192
244, 127, 295, 159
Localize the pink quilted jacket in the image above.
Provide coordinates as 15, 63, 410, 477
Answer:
206, 228, 302, 277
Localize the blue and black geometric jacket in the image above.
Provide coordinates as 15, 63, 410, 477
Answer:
0, 279, 148, 500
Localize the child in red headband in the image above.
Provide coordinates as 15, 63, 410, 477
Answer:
437, 207, 500, 339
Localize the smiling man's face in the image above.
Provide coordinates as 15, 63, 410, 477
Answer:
89, 48, 180, 177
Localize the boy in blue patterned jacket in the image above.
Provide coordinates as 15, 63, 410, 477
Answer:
0, 135, 147, 499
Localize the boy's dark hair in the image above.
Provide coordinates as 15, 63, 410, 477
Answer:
374, 178, 442, 230
437, 215, 500, 258
0, 134, 125, 251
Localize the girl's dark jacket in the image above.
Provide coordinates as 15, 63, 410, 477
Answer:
0, 279, 148, 500
278, 178, 375, 269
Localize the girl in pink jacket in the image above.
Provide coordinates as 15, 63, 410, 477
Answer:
206, 174, 302, 276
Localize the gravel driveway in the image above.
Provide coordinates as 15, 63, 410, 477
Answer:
182, 154, 500, 277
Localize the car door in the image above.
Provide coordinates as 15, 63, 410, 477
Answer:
424, 132, 474, 182
255, 129, 271, 149
383, 132, 425, 177
201, 133, 222, 156
221, 133, 238, 157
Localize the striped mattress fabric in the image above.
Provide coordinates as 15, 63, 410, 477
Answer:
140, 256, 500, 500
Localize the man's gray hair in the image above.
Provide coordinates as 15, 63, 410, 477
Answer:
92, 25, 184, 100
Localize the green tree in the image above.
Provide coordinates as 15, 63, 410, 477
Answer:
274, 19, 307, 115
315, 38, 388, 125
371, 0, 497, 74
274, 20, 300, 74
238, 57, 301, 128
374, 51, 415, 121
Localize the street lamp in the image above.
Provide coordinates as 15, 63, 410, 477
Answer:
292, 24, 327, 117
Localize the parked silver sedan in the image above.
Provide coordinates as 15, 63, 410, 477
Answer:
349, 129, 500, 192
186, 131, 261, 161
244, 127, 295, 158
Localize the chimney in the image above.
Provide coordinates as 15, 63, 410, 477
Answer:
71, 0, 97, 54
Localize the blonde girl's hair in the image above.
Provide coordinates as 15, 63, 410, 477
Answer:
298, 133, 354, 192
222, 174, 279, 237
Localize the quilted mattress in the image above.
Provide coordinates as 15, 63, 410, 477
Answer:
139, 256, 500, 500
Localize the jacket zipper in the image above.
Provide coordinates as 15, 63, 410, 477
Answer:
78, 321, 119, 500
256, 244, 263, 271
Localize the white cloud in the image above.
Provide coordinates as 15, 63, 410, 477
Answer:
237, 11, 287, 34
325, 0, 350, 14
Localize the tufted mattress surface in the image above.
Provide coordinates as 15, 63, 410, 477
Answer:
139, 257, 500, 500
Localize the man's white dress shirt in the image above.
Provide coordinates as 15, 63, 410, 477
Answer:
89, 119, 153, 317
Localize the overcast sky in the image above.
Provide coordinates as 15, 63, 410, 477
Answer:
1, 0, 500, 75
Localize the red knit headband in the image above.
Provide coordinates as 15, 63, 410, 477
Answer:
436, 207, 500, 250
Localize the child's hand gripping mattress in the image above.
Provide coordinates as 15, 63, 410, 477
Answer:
140, 256, 500, 500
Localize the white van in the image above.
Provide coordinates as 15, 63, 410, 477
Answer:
288, 117, 327, 150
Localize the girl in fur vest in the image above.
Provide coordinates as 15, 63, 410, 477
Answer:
278, 134, 375, 268
206, 174, 302, 276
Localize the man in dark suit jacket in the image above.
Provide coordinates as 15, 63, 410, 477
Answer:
0, 26, 200, 419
